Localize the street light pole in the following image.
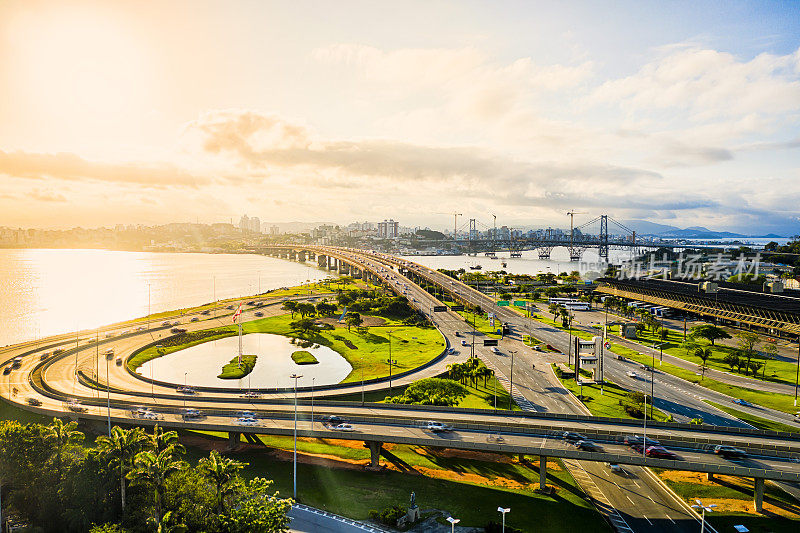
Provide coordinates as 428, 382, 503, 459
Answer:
311, 377, 315, 429
691, 499, 716, 533
497, 507, 510, 533
509, 350, 516, 410
290, 373, 303, 500
446, 516, 460, 533
360, 356, 365, 406
106, 355, 111, 437
795, 341, 799, 407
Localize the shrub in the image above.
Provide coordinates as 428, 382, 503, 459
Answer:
369, 506, 407, 526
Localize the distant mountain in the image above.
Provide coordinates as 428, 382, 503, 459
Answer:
621, 220, 779, 239
620, 220, 681, 235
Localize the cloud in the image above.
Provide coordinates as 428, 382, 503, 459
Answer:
29, 188, 66, 202
0, 150, 208, 188
185, 109, 661, 198
588, 46, 800, 120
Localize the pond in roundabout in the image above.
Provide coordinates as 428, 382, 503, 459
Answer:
137, 333, 352, 389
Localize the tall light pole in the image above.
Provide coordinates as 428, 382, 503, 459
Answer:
360, 356, 365, 406
509, 350, 516, 410
311, 377, 315, 429
691, 499, 716, 533
105, 354, 111, 437
795, 341, 799, 407
497, 507, 510, 533
446, 516, 460, 533
290, 373, 303, 500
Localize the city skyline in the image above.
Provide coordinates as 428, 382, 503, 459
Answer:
1, 1, 799, 234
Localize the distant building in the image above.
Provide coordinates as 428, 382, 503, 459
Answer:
239, 215, 261, 233
378, 219, 399, 238
270, 225, 280, 235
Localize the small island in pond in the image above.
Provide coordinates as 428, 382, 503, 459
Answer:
217, 354, 257, 379
291, 350, 319, 365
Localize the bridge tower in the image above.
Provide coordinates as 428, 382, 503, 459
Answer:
469, 218, 477, 254
598, 215, 609, 262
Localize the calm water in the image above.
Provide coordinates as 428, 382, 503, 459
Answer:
0, 249, 331, 346
401, 248, 635, 278
139, 333, 351, 389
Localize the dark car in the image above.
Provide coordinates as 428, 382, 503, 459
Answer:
574, 440, 601, 451
321, 415, 345, 425
171, 327, 187, 334
2, 366, 11, 375
254, 311, 264, 317
562, 431, 587, 443
624, 435, 660, 448
645, 446, 678, 459
200, 310, 211, 315
714, 445, 748, 459
226, 305, 235, 310
182, 408, 202, 419
190, 317, 200, 322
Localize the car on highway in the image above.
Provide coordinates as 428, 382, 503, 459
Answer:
321, 415, 345, 425
461, 340, 468, 346
562, 431, 587, 443
226, 305, 235, 310
625, 371, 639, 379
235, 416, 258, 426
26, 397, 42, 406
331, 423, 355, 432
425, 421, 452, 432
161, 321, 171, 327
139, 410, 159, 420
645, 446, 678, 459
254, 311, 264, 317
40, 352, 50, 361
241, 391, 262, 399
136, 326, 147, 331
200, 310, 211, 315
714, 445, 748, 459
490, 347, 500, 354
623, 435, 660, 448
66, 400, 87, 413
182, 408, 203, 419
190, 317, 200, 322
454, 332, 462, 337
733, 398, 754, 407
170, 327, 187, 334
606, 462, 624, 473
574, 440, 601, 451
2, 366, 10, 375
11, 357, 22, 369
238, 411, 257, 419
176, 386, 196, 395
116, 358, 123, 366
104, 332, 116, 338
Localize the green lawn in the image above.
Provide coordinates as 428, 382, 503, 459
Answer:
704, 401, 800, 434
218, 354, 257, 379
553, 365, 670, 421
182, 434, 607, 533
327, 372, 519, 411
291, 350, 319, 365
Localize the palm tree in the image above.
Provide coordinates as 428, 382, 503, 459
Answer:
127, 448, 187, 524
148, 425, 185, 456
198, 450, 247, 513
96, 426, 149, 512
42, 417, 84, 480
695, 347, 712, 379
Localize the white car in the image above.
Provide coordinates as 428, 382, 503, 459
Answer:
425, 422, 452, 432
236, 416, 258, 426
140, 410, 159, 420
490, 347, 500, 354
626, 371, 639, 379
332, 423, 355, 432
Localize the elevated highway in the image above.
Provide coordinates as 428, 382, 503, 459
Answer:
3, 245, 800, 530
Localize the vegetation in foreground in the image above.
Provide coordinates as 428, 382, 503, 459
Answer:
217, 354, 257, 379
188, 432, 607, 533
0, 418, 291, 533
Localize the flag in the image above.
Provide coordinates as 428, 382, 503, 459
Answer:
232, 305, 242, 323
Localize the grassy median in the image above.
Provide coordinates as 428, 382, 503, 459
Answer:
217, 354, 257, 379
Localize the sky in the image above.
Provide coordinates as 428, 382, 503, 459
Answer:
0, 0, 799, 235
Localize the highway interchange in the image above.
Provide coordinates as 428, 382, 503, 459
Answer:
3, 246, 800, 533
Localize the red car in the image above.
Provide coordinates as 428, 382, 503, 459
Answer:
645, 446, 678, 459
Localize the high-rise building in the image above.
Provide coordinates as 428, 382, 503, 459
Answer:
239, 214, 250, 232
378, 219, 399, 238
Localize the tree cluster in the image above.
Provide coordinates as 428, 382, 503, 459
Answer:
0, 419, 291, 533
385, 378, 468, 407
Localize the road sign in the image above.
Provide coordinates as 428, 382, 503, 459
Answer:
497, 300, 510, 306
513, 300, 526, 307
483, 339, 498, 347
451, 305, 465, 311
433, 305, 448, 312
